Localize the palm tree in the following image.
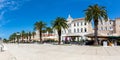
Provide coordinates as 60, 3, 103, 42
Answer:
32, 31, 36, 39
9, 33, 17, 43
84, 4, 108, 45
13, 33, 17, 43
42, 29, 46, 33
34, 21, 46, 43
46, 27, 53, 36
28, 32, 32, 42
25, 32, 29, 42
42, 29, 47, 37
21, 30, 26, 42
52, 17, 68, 45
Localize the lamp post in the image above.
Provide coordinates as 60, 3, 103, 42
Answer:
16, 32, 20, 44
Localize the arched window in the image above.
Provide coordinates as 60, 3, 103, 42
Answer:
74, 23, 76, 27
77, 22, 79, 26
68, 29, 71, 33
85, 28, 87, 32
81, 22, 82, 26
110, 21, 112, 24
81, 28, 83, 32
64, 30, 66, 33
74, 29, 76, 33
77, 28, 79, 32
68, 24, 71, 27
109, 27, 111, 30
84, 22, 86, 25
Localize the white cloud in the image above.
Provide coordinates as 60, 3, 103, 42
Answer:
0, 0, 30, 27
0, 0, 19, 11
2, 0, 30, 10
0, 0, 30, 13
0, 11, 9, 27
0, 0, 30, 39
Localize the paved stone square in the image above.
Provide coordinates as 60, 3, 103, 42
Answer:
1, 44, 120, 60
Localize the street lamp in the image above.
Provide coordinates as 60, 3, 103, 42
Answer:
16, 32, 20, 44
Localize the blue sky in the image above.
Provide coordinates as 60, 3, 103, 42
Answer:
0, 0, 120, 39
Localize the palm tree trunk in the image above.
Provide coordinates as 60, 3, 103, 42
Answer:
29, 36, 31, 42
27, 37, 29, 42
39, 30, 42, 43
94, 20, 99, 45
58, 30, 61, 45
22, 36, 24, 43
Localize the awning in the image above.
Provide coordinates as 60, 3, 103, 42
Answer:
85, 33, 107, 38
108, 36, 120, 39
85, 33, 120, 39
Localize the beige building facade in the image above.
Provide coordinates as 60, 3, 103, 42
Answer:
61, 15, 93, 41
115, 18, 120, 36
98, 19, 114, 36
61, 15, 120, 41
33, 15, 120, 41
34, 30, 58, 41
98, 18, 120, 36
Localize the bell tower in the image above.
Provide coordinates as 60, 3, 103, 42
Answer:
67, 14, 73, 23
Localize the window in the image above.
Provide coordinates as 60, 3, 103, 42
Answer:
68, 24, 71, 27
74, 23, 76, 27
84, 22, 86, 25
77, 22, 79, 26
84, 28, 87, 32
110, 21, 112, 24
77, 28, 79, 32
68, 29, 71, 33
74, 29, 76, 33
64, 30, 66, 33
110, 22, 111, 24
81, 28, 83, 32
81, 22, 82, 26
110, 27, 112, 30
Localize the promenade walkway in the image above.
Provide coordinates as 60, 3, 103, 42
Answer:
1, 44, 120, 60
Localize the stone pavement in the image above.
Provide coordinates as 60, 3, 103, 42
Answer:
1, 44, 120, 60
0, 51, 16, 60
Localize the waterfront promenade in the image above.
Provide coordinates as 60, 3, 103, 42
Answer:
1, 44, 120, 60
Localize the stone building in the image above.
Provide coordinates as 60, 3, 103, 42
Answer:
61, 15, 93, 41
